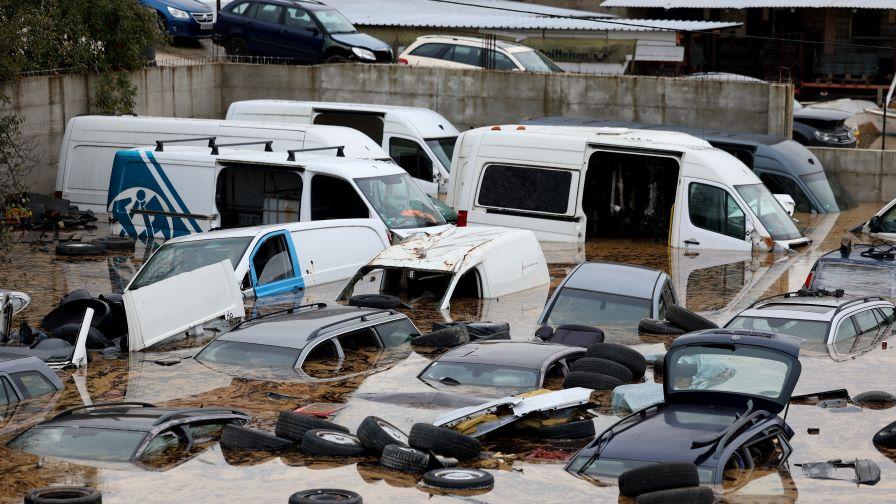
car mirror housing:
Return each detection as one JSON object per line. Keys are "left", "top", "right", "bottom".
{"left": 869, "top": 215, "right": 883, "bottom": 232}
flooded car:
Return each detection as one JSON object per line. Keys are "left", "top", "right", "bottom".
{"left": 567, "top": 329, "right": 802, "bottom": 485}
{"left": 0, "top": 355, "right": 65, "bottom": 406}
{"left": 805, "top": 242, "right": 896, "bottom": 299}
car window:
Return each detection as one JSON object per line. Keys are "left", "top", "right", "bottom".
{"left": 759, "top": 173, "right": 813, "bottom": 213}
{"left": 688, "top": 183, "right": 746, "bottom": 240}
{"left": 229, "top": 2, "right": 252, "bottom": 15}
{"left": 421, "top": 361, "right": 539, "bottom": 390}
{"left": 0, "top": 377, "right": 12, "bottom": 406}
{"left": 312, "top": 9, "right": 357, "bottom": 34}
{"left": 854, "top": 309, "right": 884, "bottom": 338}
{"left": 252, "top": 3, "right": 282, "bottom": 23}
{"left": 444, "top": 45, "right": 483, "bottom": 67}
{"left": 410, "top": 43, "right": 447, "bottom": 58}
{"left": 374, "top": 319, "right": 420, "bottom": 347}
{"left": 834, "top": 316, "right": 858, "bottom": 345}
{"left": 486, "top": 50, "right": 517, "bottom": 70}
{"left": 128, "top": 237, "right": 253, "bottom": 291}
{"left": 9, "top": 426, "right": 147, "bottom": 462}
{"left": 284, "top": 7, "right": 315, "bottom": 29}
{"left": 478, "top": 164, "right": 572, "bottom": 215}
{"left": 252, "top": 234, "right": 295, "bottom": 285}
{"left": 311, "top": 175, "right": 369, "bottom": 220}
{"left": 735, "top": 183, "right": 802, "bottom": 241}
{"left": 10, "top": 371, "right": 56, "bottom": 399}
{"left": 196, "top": 340, "right": 301, "bottom": 368}
{"left": 302, "top": 329, "right": 384, "bottom": 379}
{"left": 880, "top": 204, "right": 896, "bottom": 233}
{"left": 390, "top": 137, "right": 433, "bottom": 181}
{"left": 668, "top": 345, "right": 792, "bottom": 398}
{"left": 546, "top": 288, "right": 651, "bottom": 327}
{"left": 216, "top": 165, "right": 302, "bottom": 227}
{"left": 726, "top": 316, "right": 829, "bottom": 344}
{"left": 878, "top": 306, "right": 896, "bottom": 324}
{"left": 140, "top": 430, "right": 186, "bottom": 462}
{"left": 512, "top": 50, "right": 564, "bottom": 72}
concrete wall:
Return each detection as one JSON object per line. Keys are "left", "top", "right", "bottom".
{"left": 3, "top": 62, "right": 792, "bottom": 194}
{"left": 810, "top": 147, "right": 896, "bottom": 203}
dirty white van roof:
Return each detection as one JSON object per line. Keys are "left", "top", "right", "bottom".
{"left": 493, "top": 124, "right": 714, "bottom": 150}
{"left": 163, "top": 218, "right": 383, "bottom": 246}
{"left": 226, "top": 100, "right": 460, "bottom": 139}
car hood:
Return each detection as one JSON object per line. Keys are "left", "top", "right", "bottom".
{"left": 163, "top": 0, "right": 213, "bottom": 12}
{"left": 330, "top": 32, "right": 390, "bottom": 52}
{"left": 793, "top": 107, "right": 852, "bottom": 122}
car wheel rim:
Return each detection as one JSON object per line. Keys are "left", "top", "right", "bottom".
{"left": 435, "top": 470, "right": 479, "bottom": 480}
{"left": 319, "top": 432, "right": 357, "bottom": 445}
{"left": 378, "top": 421, "right": 408, "bottom": 443}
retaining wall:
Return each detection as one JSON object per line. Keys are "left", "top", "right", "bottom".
{"left": 810, "top": 147, "right": 896, "bottom": 203}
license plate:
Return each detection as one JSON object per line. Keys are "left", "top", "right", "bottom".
{"left": 200, "top": 22, "right": 213, "bottom": 30}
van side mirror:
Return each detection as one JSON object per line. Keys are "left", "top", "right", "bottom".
{"left": 869, "top": 215, "right": 883, "bottom": 232}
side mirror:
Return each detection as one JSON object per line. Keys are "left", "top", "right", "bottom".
{"left": 535, "top": 325, "right": 554, "bottom": 341}
{"left": 869, "top": 215, "right": 883, "bottom": 233}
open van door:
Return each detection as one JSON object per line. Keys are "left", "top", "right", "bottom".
{"left": 677, "top": 178, "right": 753, "bottom": 252}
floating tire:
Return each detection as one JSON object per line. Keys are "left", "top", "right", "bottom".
{"left": 380, "top": 444, "right": 429, "bottom": 473}
{"left": 357, "top": 416, "right": 408, "bottom": 455}
{"left": 51, "top": 323, "right": 111, "bottom": 350}
{"left": 422, "top": 468, "right": 494, "bottom": 490}
{"left": 301, "top": 429, "right": 365, "bottom": 457}
{"left": 638, "top": 318, "right": 685, "bottom": 336}
{"left": 288, "top": 489, "right": 362, "bottom": 504}
{"left": 585, "top": 343, "right": 647, "bottom": 379}
{"left": 25, "top": 486, "right": 102, "bottom": 504}
{"left": 348, "top": 294, "right": 403, "bottom": 309}
{"left": 59, "top": 289, "right": 92, "bottom": 306}
{"left": 472, "top": 330, "right": 511, "bottom": 341}
{"left": 55, "top": 242, "right": 106, "bottom": 256}
{"left": 562, "top": 371, "right": 623, "bottom": 391}
{"left": 666, "top": 305, "right": 717, "bottom": 332}
{"left": 618, "top": 462, "right": 700, "bottom": 498}
{"left": 92, "top": 236, "right": 136, "bottom": 251}
{"left": 408, "top": 423, "right": 481, "bottom": 460}
{"left": 570, "top": 357, "right": 634, "bottom": 383}
{"left": 411, "top": 325, "right": 469, "bottom": 349}
{"left": 873, "top": 419, "right": 896, "bottom": 448}
{"left": 220, "top": 424, "right": 293, "bottom": 452}
{"left": 635, "top": 486, "right": 715, "bottom": 504}
{"left": 41, "top": 298, "right": 115, "bottom": 337}
{"left": 524, "top": 419, "right": 596, "bottom": 440}
{"left": 274, "top": 411, "right": 348, "bottom": 444}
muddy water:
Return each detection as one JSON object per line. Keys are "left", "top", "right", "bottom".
{"left": 0, "top": 205, "right": 894, "bottom": 503}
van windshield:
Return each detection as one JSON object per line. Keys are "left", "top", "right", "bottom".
{"left": 354, "top": 173, "right": 446, "bottom": 229}
{"left": 129, "top": 237, "right": 252, "bottom": 290}
{"left": 425, "top": 137, "right": 457, "bottom": 171}
{"left": 735, "top": 184, "right": 802, "bottom": 240}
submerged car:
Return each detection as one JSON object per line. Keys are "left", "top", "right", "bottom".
{"left": 856, "top": 198, "right": 896, "bottom": 242}
{"left": 195, "top": 303, "right": 420, "bottom": 380}
{"left": 418, "top": 341, "right": 584, "bottom": 395}
{"left": 8, "top": 403, "right": 249, "bottom": 468}
{"left": 793, "top": 101, "right": 858, "bottom": 148}
{"left": 566, "top": 329, "right": 802, "bottom": 485}
{"left": 338, "top": 227, "right": 549, "bottom": 310}
{"left": 539, "top": 262, "right": 677, "bottom": 331}
{"left": 805, "top": 242, "right": 896, "bottom": 299}
{"left": 0, "top": 355, "right": 65, "bottom": 406}
{"left": 726, "top": 290, "right": 895, "bottom": 357}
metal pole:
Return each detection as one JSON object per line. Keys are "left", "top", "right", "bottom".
{"left": 885, "top": 107, "right": 888, "bottom": 151}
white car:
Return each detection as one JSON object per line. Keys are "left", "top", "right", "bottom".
{"left": 398, "top": 35, "right": 563, "bottom": 73}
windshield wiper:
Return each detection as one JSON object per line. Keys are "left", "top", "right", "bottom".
{"left": 438, "top": 376, "right": 461, "bottom": 386}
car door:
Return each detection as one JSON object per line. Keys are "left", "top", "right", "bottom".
{"left": 831, "top": 314, "right": 859, "bottom": 355}
{"left": 246, "top": 2, "right": 284, "bottom": 56}
{"left": 868, "top": 199, "right": 896, "bottom": 241}
{"left": 281, "top": 6, "right": 325, "bottom": 63}
{"left": 404, "top": 42, "right": 454, "bottom": 68}
{"left": 247, "top": 230, "right": 303, "bottom": 298}
{"left": 387, "top": 135, "right": 438, "bottom": 194}
{"left": 678, "top": 179, "right": 752, "bottom": 252}
{"left": 0, "top": 375, "right": 19, "bottom": 407}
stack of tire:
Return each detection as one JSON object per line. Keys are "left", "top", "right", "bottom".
{"left": 221, "top": 412, "right": 493, "bottom": 491}
{"left": 28, "top": 289, "right": 130, "bottom": 352}
{"left": 562, "top": 342, "right": 647, "bottom": 391}
{"left": 55, "top": 236, "right": 136, "bottom": 257}
{"left": 638, "top": 304, "right": 718, "bottom": 337}
{"left": 618, "top": 462, "right": 715, "bottom": 504}
{"left": 411, "top": 321, "right": 510, "bottom": 350}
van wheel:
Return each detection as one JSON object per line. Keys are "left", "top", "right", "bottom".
{"left": 55, "top": 242, "right": 106, "bottom": 256}
{"left": 225, "top": 37, "right": 248, "bottom": 57}
{"left": 25, "top": 487, "right": 102, "bottom": 504}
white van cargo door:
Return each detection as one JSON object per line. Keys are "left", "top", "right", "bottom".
{"left": 123, "top": 260, "right": 245, "bottom": 351}
{"left": 677, "top": 178, "right": 752, "bottom": 252}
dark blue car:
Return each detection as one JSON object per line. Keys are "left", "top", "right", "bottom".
{"left": 141, "top": 0, "right": 216, "bottom": 40}
{"left": 214, "top": 0, "right": 392, "bottom": 63}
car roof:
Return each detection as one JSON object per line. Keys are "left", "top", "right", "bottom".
{"left": 37, "top": 404, "right": 245, "bottom": 432}
{"left": 432, "top": 341, "right": 582, "bottom": 369}
{"left": 214, "top": 305, "right": 401, "bottom": 348}
{"left": 818, "top": 244, "right": 896, "bottom": 266}
{"left": 414, "top": 34, "right": 532, "bottom": 51}
{"left": 736, "top": 294, "right": 877, "bottom": 322}
{"left": 161, "top": 217, "right": 379, "bottom": 245}
{"left": 562, "top": 262, "right": 663, "bottom": 299}
{"left": 241, "top": 0, "right": 334, "bottom": 11}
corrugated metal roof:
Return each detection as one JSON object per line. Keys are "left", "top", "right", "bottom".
{"left": 600, "top": 0, "right": 896, "bottom": 8}
{"left": 324, "top": 0, "right": 741, "bottom": 31}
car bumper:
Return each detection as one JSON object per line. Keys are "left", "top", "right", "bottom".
{"left": 167, "top": 18, "right": 215, "bottom": 39}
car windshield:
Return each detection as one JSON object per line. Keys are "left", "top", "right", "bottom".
{"left": 196, "top": 341, "right": 301, "bottom": 368}
{"left": 425, "top": 137, "right": 457, "bottom": 171}
{"left": 667, "top": 345, "right": 794, "bottom": 399}
{"left": 128, "top": 237, "right": 252, "bottom": 291}
{"left": 513, "top": 50, "right": 563, "bottom": 73}
{"left": 814, "top": 262, "right": 896, "bottom": 298}
{"left": 800, "top": 171, "right": 856, "bottom": 211}
{"left": 9, "top": 426, "right": 147, "bottom": 462}
{"left": 726, "top": 316, "right": 829, "bottom": 344}
{"left": 314, "top": 9, "right": 357, "bottom": 34}
{"left": 420, "top": 361, "right": 538, "bottom": 389}
{"left": 546, "top": 288, "right": 651, "bottom": 326}
{"left": 342, "top": 267, "right": 458, "bottom": 305}
{"left": 354, "top": 173, "right": 446, "bottom": 229}
{"left": 735, "top": 183, "right": 802, "bottom": 240}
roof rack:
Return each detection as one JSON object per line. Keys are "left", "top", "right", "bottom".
{"left": 748, "top": 288, "right": 845, "bottom": 309}
{"left": 287, "top": 146, "right": 345, "bottom": 161}
{"left": 155, "top": 137, "right": 216, "bottom": 152}
{"left": 211, "top": 140, "right": 274, "bottom": 155}
{"left": 50, "top": 402, "right": 157, "bottom": 421}
{"left": 152, "top": 407, "right": 248, "bottom": 426}
{"left": 832, "top": 296, "right": 887, "bottom": 317}
{"left": 234, "top": 303, "right": 328, "bottom": 329}
{"left": 306, "top": 308, "right": 397, "bottom": 342}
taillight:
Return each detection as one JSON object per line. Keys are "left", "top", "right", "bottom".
{"left": 456, "top": 210, "right": 467, "bottom": 227}
{"left": 803, "top": 271, "right": 814, "bottom": 289}
{"left": 398, "top": 58, "right": 408, "bottom": 65}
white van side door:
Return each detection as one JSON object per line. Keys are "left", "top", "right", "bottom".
{"left": 384, "top": 134, "right": 439, "bottom": 195}
{"left": 678, "top": 178, "right": 753, "bottom": 252}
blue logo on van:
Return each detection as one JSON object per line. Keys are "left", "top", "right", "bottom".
{"left": 108, "top": 150, "right": 202, "bottom": 240}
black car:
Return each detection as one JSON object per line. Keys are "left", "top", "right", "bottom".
{"left": 214, "top": 0, "right": 392, "bottom": 63}
{"left": 805, "top": 241, "right": 896, "bottom": 299}
{"left": 793, "top": 101, "right": 858, "bottom": 148}
{"left": 566, "top": 329, "right": 802, "bottom": 485}
{"left": 8, "top": 403, "right": 249, "bottom": 468}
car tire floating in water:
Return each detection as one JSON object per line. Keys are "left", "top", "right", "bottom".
{"left": 570, "top": 357, "right": 634, "bottom": 383}
{"left": 562, "top": 371, "right": 623, "bottom": 391}
{"left": 92, "top": 236, "right": 136, "bottom": 251}
{"left": 55, "top": 241, "right": 107, "bottom": 256}
{"left": 275, "top": 411, "right": 348, "bottom": 444}
{"left": 586, "top": 343, "right": 647, "bottom": 379}
{"left": 358, "top": 416, "right": 409, "bottom": 455}
{"left": 288, "top": 489, "right": 362, "bottom": 504}
{"left": 24, "top": 486, "right": 102, "bottom": 504}
{"left": 634, "top": 486, "right": 715, "bottom": 504}
{"left": 618, "top": 462, "right": 701, "bottom": 498}
{"left": 301, "top": 430, "right": 366, "bottom": 457}
{"left": 638, "top": 318, "right": 685, "bottom": 336}
{"left": 380, "top": 444, "right": 430, "bottom": 473}
{"left": 408, "top": 423, "right": 481, "bottom": 460}
{"left": 666, "top": 305, "right": 718, "bottom": 332}
{"left": 220, "top": 424, "right": 293, "bottom": 452}
{"left": 422, "top": 468, "right": 495, "bottom": 490}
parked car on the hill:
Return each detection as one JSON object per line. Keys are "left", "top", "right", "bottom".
{"left": 141, "top": 0, "right": 216, "bottom": 40}
{"left": 399, "top": 35, "right": 563, "bottom": 73}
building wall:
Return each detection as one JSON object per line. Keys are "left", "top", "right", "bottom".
{"left": 809, "top": 147, "right": 896, "bottom": 203}
{"left": 3, "top": 62, "right": 791, "bottom": 194}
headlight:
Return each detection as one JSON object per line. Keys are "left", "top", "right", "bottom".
{"left": 351, "top": 47, "right": 377, "bottom": 61}
{"left": 167, "top": 6, "right": 190, "bottom": 19}
{"left": 814, "top": 130, "right": 837, "bottom": 142}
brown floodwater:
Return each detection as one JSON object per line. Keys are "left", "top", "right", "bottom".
{"left": 0, "top": 204, "right": 894, "bottom": 503}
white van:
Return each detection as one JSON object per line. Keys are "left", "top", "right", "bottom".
{"left": 55, "top": 115, "right": 389, "bottom": 212}
{"left": 446, "top": 125, "right": 810, "bottom": 252}
{"left": 225, "top": 100, "right": 460, "bottom": 194}
{"left": 108, "top": 146, "right": 451, "bottom": 241}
